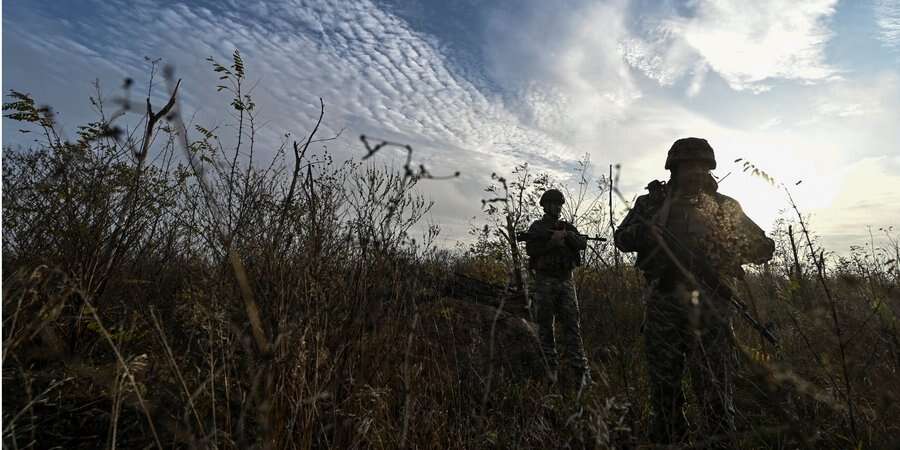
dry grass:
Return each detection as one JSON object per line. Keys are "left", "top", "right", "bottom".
{"left": 3, "top": 54, "right": 899, "bottom": 449}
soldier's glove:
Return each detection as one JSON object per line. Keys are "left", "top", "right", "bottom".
{"left": 551, "top": 229, "right": 567, "bottom": 246}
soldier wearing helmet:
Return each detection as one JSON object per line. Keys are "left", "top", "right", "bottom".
{"left": 524, "top": 188, "right": 591, "bottom": 393}
{"left": 615, "top": 138, "right": 774, "bottom": 447}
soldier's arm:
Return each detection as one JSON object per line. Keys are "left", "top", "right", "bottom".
{"left": 564, "top": 223, "right": 588, "bottom": 250}
{"left": 722, "top": 197, "right": 775, "bottom": 264}
{"left": 614, "top": 195, "right": 652, "bottom": 253}
{"left": 525, "top": 221, "right": 554, "bottom": 257}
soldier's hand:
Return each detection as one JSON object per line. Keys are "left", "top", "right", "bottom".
{"left": 551, "top": 229, "right": 567, "bottom": 245}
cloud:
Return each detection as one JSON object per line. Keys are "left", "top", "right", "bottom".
{"left": 5, "top": 0, "right": 578, "bottom": 166}
{"left": 875, "top": 0, "right": 900, "bottom": 49}
{"left": 485, "top": 3, "right": 640, "bottom": 119}
{"left": 622, "top": 0, "right": 840, "bottom": 93}
{"left": 812, "top": 79, "right": 891, "bottom": 119}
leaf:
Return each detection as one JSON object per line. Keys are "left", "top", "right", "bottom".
{"left": 232, "top": 49, "right": 245, "bottom": 79}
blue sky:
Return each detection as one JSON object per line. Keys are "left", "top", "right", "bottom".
{"left": 4, "top": 0, "right": 900, "bottom": 252}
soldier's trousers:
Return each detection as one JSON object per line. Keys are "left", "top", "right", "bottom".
{"left": 532, "top": 272, "right": 590, "bottom": 385}
{"left": 644, "top": 282, "right": 737, "bottom": 446}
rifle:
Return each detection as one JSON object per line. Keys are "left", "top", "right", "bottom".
{"left": 642, "top": 181, "right": 779, "bottom": 346}
{"left": 661, "top": 231, "right": 779, "bottom": 346}
{"left": 515, "top": 223, "right": 607, "bottom": 243}
{"left": 516, "top": 222, "right": 607, "bottom": 269}
{"left": 516, "top": 231, "right": 607, "bottom": 242}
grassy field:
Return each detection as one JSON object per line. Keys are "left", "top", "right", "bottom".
{"left": 3, "top": 56, "right": 899, "bottom": 449}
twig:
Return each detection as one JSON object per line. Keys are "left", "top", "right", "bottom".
{"left": 138, "top": 79, "right": 180, "bottom": 161}
{"left": 359, "top": 135, "right": 460, "bottom": 182}
{"left": 279, "top": 98, "right": 325, "bottom": 236}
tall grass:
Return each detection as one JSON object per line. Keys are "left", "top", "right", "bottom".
{"left": 3, "top": 54, "right": 899, "bottom": 449}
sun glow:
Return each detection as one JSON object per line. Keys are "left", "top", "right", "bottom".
{"left": 703, "top": 134, "right": 844, "bottom": 234}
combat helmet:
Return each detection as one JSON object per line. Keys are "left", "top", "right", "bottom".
{"left": 664, "top": 137, "right": 716, "bottom": 170}
{"left": 539, "top": 189, "right": 565, "bottom": 207}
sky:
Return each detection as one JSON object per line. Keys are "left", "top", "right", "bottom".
{"left": 4, "top": 0, "right": 900, "bottom": 254}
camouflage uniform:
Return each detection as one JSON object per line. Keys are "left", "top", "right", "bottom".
{"left": 525, "top": 214, "right": 590, "bottom": 388}
{"left": 614, "top": 138, "right": 775, "bottom": 445}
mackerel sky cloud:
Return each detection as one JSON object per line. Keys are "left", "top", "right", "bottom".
{"left": 4, "top": 0, "right": 899, "bottom": 253}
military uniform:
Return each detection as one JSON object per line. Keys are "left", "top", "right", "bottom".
{"left": 614, "top": 138, "right": 774, "bottom": 445}
{"left": 525, "top": 209, "right": 591, "bottom": 390}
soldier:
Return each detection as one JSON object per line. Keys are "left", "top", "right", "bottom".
{"left": 614, "top": 138, "right": 774, "bottom": 446}
{"left": 524, "top": 188, "right": 592, "bottom": 393}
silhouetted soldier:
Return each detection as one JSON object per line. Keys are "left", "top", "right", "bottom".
{"left": 524, "top": 189, "right": 592, "bottom": 393}
{"left": 614, "top": 138, "right": 774, "bottom": 446}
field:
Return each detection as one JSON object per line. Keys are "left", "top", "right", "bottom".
{"left": 3, "top": 56, "right": 900, "bottom": 449}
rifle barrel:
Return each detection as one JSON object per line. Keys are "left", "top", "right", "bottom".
{"left": 737, "top": 303, "right": 779, "bottom": 345}
{"left": 515, "top": 231, "right": 606, "bottom": 242}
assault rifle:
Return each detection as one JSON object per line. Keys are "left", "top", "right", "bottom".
{"left": 643, "top": 180, "right": 779, "bottom": 346}
{"left": 514, "top": 223, "right": 607, "bottom": 243}
{"left": 664, "top": 235, "right": 780, "bottom": 346}
{"left": 515, "top": 230, "right": 607, "bottom": 243}
{"left": 516, "top": 223, "right": 607, "bottom": 269}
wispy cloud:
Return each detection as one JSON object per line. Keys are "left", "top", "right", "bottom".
{"left": 875, "top": 0, "right": 900, "bottom": 49}
{"left": 5, "top": 0, "right": 576, "bottom": 165}
{"left": 622, "top": 0, "right": 839, "bottom": 93}
{"left": 800, "top": 72, "right": 899, "bottom": 124}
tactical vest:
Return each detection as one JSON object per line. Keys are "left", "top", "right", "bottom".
{"left": 659, "top": 192, "right": 743, "bottom": 284}
{"left": 667, "top": 194, "right": 714, "bottom": 255}
{"left": 528, "top": 220, "right": 580, "bottom": 278}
